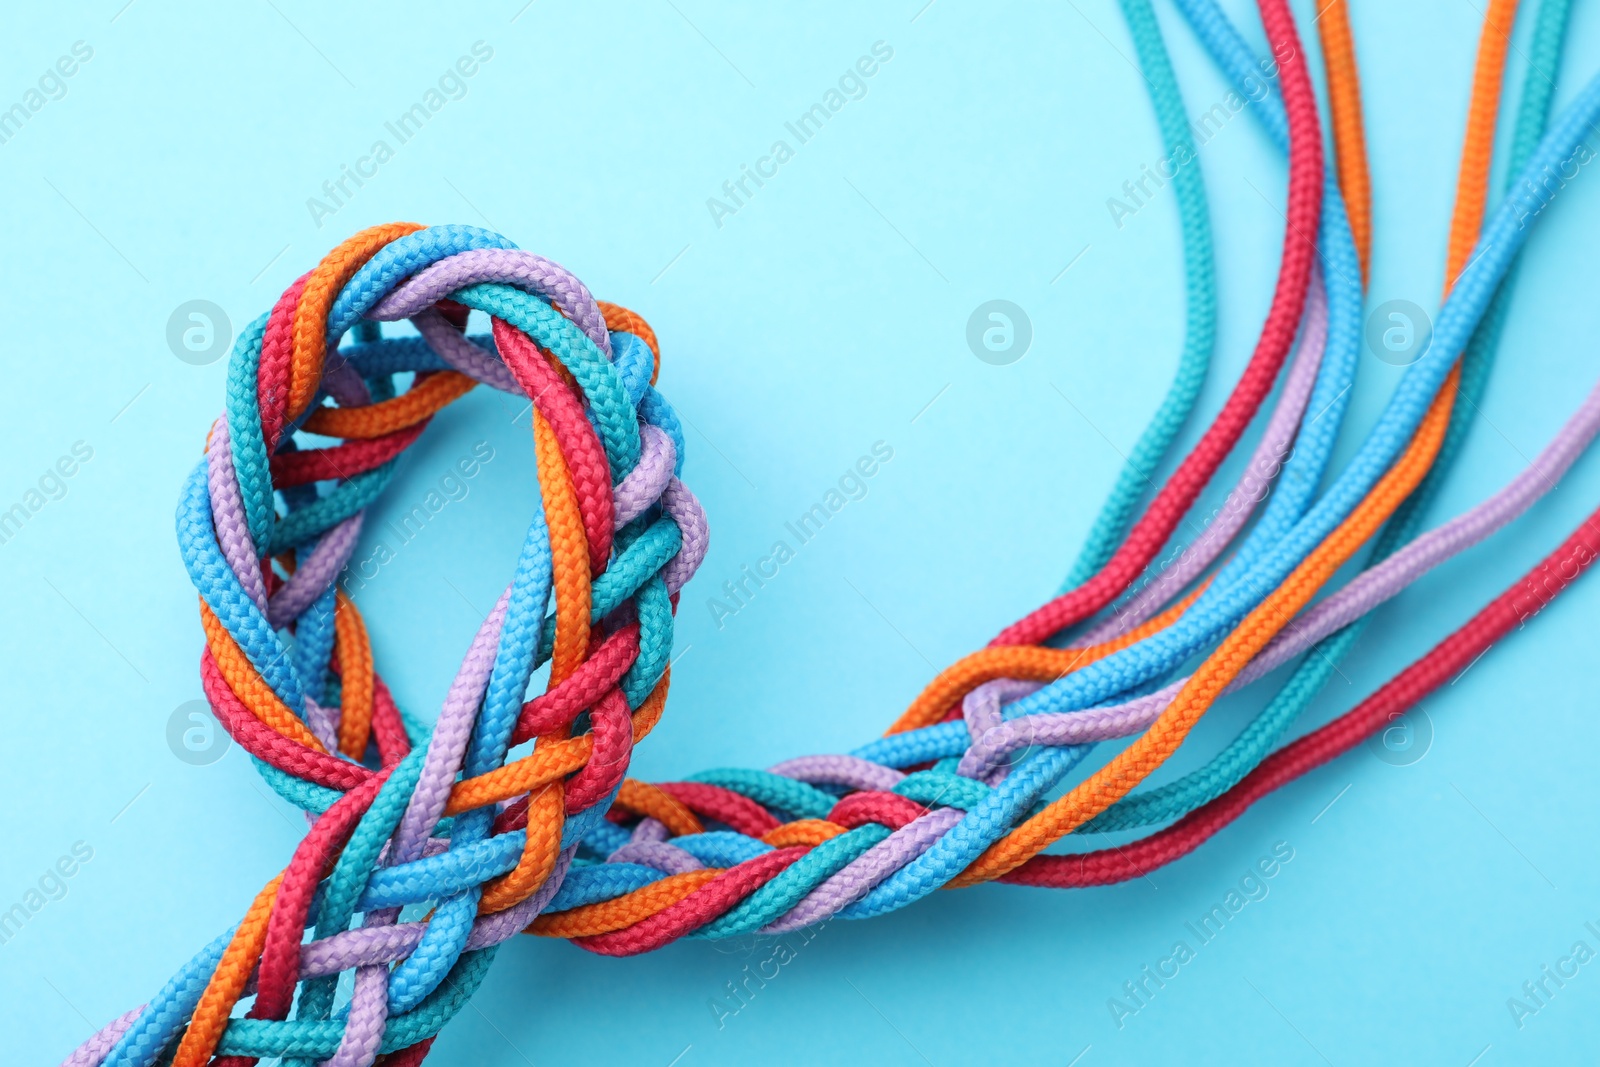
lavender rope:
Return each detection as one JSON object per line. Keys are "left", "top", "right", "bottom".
{"left": 367, "top": 248, "right": 612, "bottom": 354}
{"left": 1075, "top": 273, "right": 1330, "bottom": 645}
{"left": 761, "top": 808, "right": 966, "bottom": 932}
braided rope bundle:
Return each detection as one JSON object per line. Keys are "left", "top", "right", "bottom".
{"left": 113, "top": 224, "right": 707, "bottom": 1065}
{"left": 60, "top": 0, "right": 1600, "bottom": 1062}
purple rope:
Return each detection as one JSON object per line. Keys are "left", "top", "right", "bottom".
{"left": 767, "top": 755, "right": 906, "bottom": 793}
{"left": 366, "top": 248, "right": 612, "bottom": 355}
{"left": 1075, "top": 272, "right": 1330, "bottom": 645}
{"left": 412, "top": 309, "right": 520, "bottom": 393}
{"left": 661, "top": 479, "right": 708, "bottom": 595}
{"left": 393, "top": 586, "right": 514, "bottom": 864}
{"left": 614, "top": 426, "right": 675, "bottom": 528}
{"left": 628, "top": 818, "right": 671, "bottom": 845}
{"left": 608, "top": 841, "right": 705, "bottom": 874}
{"left": 762, "top": 808, "right": 965, "bottom": 933}
{"left": 766, "top": 364, "right": 1600, "bottom": 911}
{"left": 326, "top": 962, "right": 387, "bottom": 1067}
{"left": 267, "top": 514, "right": 363, "bottom": 629}
{"left": 321, "top": 355, "right": 374, "bottom": 408}
{"left": 196, "top": 270, "right": 1597, "bottom": 966}
{"left": 206, "top": 417, "right": 267, "bottom": 612}
{"left": 291, "top": 846, "right": 577, "bottom": 985}
{"left": 59, "top": 1008, "right": 142, "bottom": 1067}
{"left": 304, "top": 695, "right": 341, "bottom": 752}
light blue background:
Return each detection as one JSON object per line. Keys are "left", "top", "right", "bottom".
{"left": 5, "top": 1, "right": 1600, "bottom": 1063}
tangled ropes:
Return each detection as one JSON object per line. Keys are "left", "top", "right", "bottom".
{"left": 57, "top": 0, "right": 1600, "bottom": 1062}
{"left": 118, "top": 224, "right": 712, "bottom": 1065}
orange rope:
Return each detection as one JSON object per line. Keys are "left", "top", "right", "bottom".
{"left": 300, "top": 370, "right": 475, "bottom": 439}
{"left": 530, "top": 869, "right": 719, "bottom": 938}
{"left": 200, "top": 601, "right": 326, "bottom": 751}
{"left": 286, "top": 223, "right": 424, "bottom": 423}
{"left": 612, "top": 778, "right": 705, "bottom": 836}
{"left": 333, "top": 590, "right": 375, "bottom": 759}
{"left": 598, "top": 300, "right": 660, "bottom": 383}
{"left": 762, "top": 819, "right": 849, "bottom": 848}
{"left": 168, "top": 875, "right": 283, "bottom": 1067}
{"left": 154, "top": 1, "right": 1533, "bottom": 1045}
{"left": 1316, "top": 0, "right": 1372, "bottom": 279}
{"left": 885, "top": 578, "right": 1214, "bottom": 734}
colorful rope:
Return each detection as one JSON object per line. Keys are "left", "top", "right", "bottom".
{"left": 61, "top": 0, "right": 1600, "bottom": 1063}
{"left": 1080, "top": 0, "right": 1574, "bottom": 839}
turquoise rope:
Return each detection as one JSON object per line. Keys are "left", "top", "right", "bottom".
{"left": 1060, "top": 0, "right": 1217, "bottom": 590}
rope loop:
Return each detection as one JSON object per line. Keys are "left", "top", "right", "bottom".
{"left": 161, "top": 223, "right": 707, "bottom": 1064}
